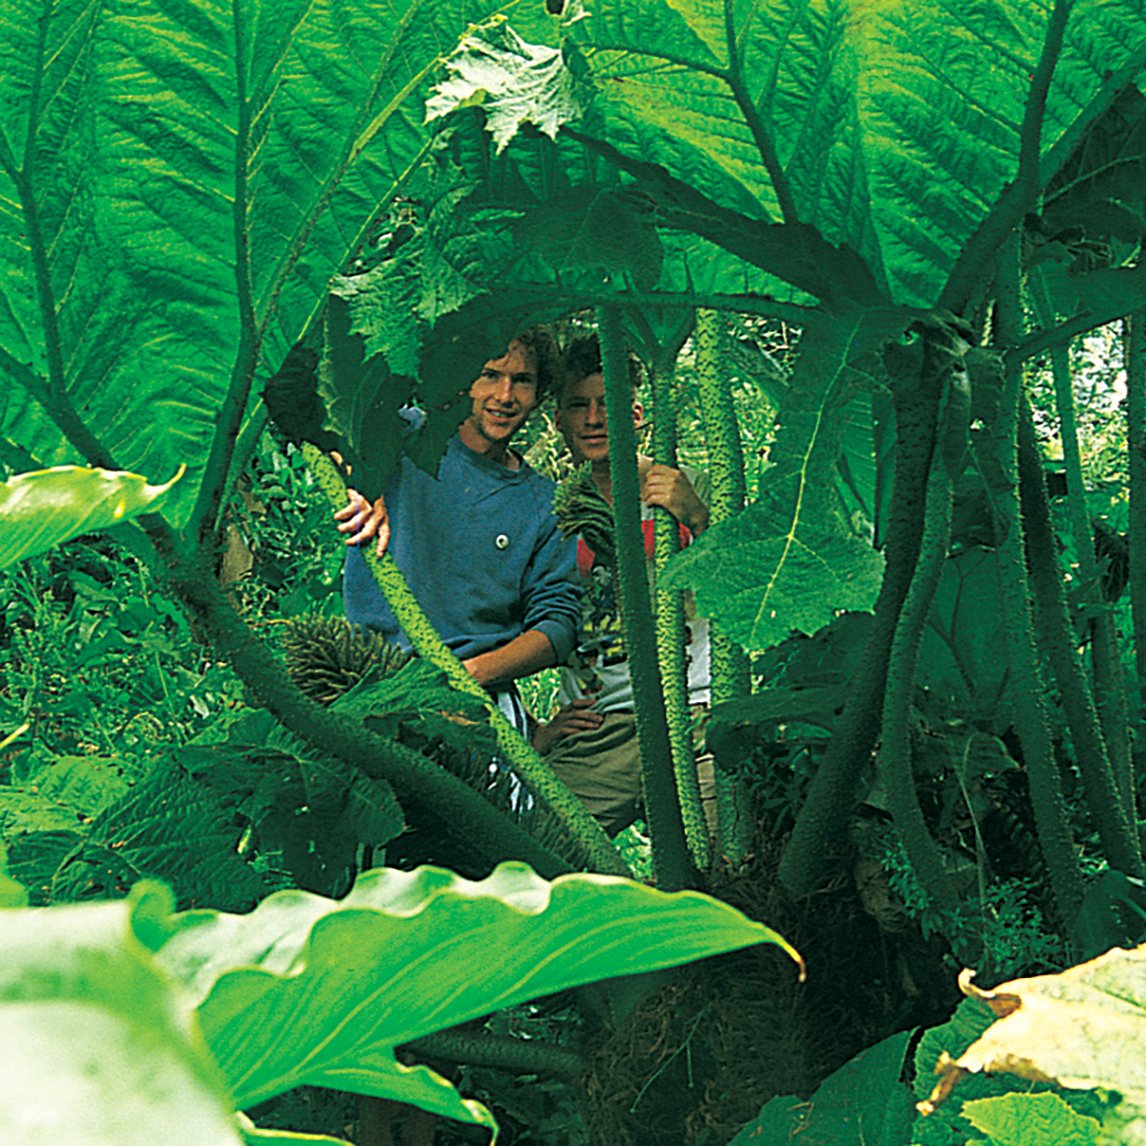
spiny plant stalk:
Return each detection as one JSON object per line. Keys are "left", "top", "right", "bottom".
{"left": 598, "top": 305, "right": 694, "bottom": 891}
{"left": 302, "top": 443, "right": 630, "bottom": 878}
{"left": 1128, "top": 311, "right": 1146, "bottom": 731}
{"left": 877, "top": 330, "right": 965, "bottom": 919}
{"left": 779, "top": 336, "right": 937, "bottom": 897}
{"left": 693, "top": 308, "right": 753, "bottom": 864}
{"left": 992, "top": 236, "right": 1085, "bottom": 923}
{"left": 1031, "top": 272, "right": 1134, "bottom": 814}
{"left": 649, "top": 357, "right": 711, "bottom": 871}
{"left": 1016, "top": 404, "right": 1140, "bottom": 874}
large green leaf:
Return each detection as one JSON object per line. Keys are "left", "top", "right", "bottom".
{"left": 0, "top": 885, "right": 242, "bottom": 1146}
{"left": 0, "top": 0, "right": 563, "bottom": 528}
{"left": 0, "top": 466, "right": 181, "bottom": 570}
{"left": 564, "top": 0, "right": 1146, "bottom": 308}
{"left": 156, "top": 862, "right": 801, "bottom": 1128}
{"left": 183, "top": 714, "right": 406, "bottom": 896}
{"left": 84, "top": 760, "right": 270, "bottom": 911}
{"left": 663, "top": 306, "right": 902, "bottom": 650}
{"left": 916, "top": 546, "right": 1014, "bottom": 728}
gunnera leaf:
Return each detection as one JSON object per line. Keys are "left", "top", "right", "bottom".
{"left": 86, "top": 759, "right": 270, "bottom": 911}
{"left": 425, "top": 18, "right": 581, "bottom": 153}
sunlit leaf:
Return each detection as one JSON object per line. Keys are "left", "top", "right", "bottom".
{"left": 961, "top": 1092, "right": 1101, "bottom": 1146}
{"left": 426, "top": 18, "right": 581, "bottom": 151}
{"left": 0, "top": 466, "right": 182, "bottom": 570}
{"left": 156, "top": 862, "right": 802, "bottom": 1129}
{"left": 0, "top": 885, "right": 241, "bottom": 1146}
{"left": 566, "top": 0, "right": 1146, "bottom": 307}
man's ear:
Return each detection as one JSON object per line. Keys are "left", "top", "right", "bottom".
{"left": 631, "top": 401, "right": 644, "bottom": 428}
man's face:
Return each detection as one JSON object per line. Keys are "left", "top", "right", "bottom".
{"left": 557, "top": 372, "right": 641, "bottom": 464}
{"left": 463, "top": 340, "right": 540, "bottom": 450}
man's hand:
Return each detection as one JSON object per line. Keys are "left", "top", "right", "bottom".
{"left": 643, "top": 465, "right": 710, "bottom": 535}
{"left": 532, "top": 697, "right": 604, "bottom": 755}
{"left": 335, "top": 489, "right": 390, "bottom": 556}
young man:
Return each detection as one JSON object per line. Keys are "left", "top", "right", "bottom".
{"left": 534, "top": 335, "right": 712, "bottom": 836}
{"left": 336, "top": 330, "right": 580, "bottom": 712}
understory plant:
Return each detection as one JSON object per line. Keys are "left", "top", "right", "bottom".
{"left": 0, "top": 855, "right": 799, "bottom": 1143}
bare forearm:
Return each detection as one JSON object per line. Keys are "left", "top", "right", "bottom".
{"left": 463, "top": 629, "right": 557, "bottom": 688}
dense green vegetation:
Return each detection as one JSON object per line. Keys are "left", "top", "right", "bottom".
{"left": 5, "top": 0, "right": 1146, "bottom": 1142}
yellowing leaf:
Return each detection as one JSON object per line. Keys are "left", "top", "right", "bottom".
{"left": 919, "top": 945, "right": 1146, "bottom": 1120}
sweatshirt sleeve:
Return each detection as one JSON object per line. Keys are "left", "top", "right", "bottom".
{"left": 520, "top": 501, "right": 581, "bottom": 665}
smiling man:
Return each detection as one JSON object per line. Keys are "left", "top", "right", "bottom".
{"left": 336, "top": 329, "right": 580, "bottom": 704}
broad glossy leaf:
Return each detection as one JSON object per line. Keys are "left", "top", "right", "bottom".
{"left": 0, "top": 466, "right": 181, "bottom": 570}
{"left": 156, "top": 862, "right": 801, "bottom": 1125}
{"left": 0, "top": 885, "right": 241, "bottom": 1145}
{"left": 237, "top": 1117, "right": 349, "bottom": 1146}
{"left": 920, "top": 946, "right": 1146, "bottom": 1133}
{"left": 0, "top": 0, "right": 562, "bottom": 527}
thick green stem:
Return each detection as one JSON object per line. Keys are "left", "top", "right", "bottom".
{"left": 598, "top": 306, "right": 693, "bottom": 891}
{"left": 1017, "top": 405, "right": 1141, "bottom": 874}
{"left": 779, "top": 351, "right": 937, "bottom": 897}
{"left": 878, "top": 335, "right": 963, "bottom": 917}
{"left": 1031, "top": 273, "right": 1134, "bottom": 815}
{"left": 649, "top": 358, "right": 711, "bottom": 871}
{"left": 994, "top": 235, "right": 1085, "bottom": 923}
{"left": 303, "top": 445, "right": 629, "bottom": 877}
{"left": 1128, "top": 313, "right": 1146, "bottom": 728}
{"left": 403, "top": 1030, "right": 583, "bottom": 1080}
{"left": 693, "top": 309, "right": 753, "bottom": 864}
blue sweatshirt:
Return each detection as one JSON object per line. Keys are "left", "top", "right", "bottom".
{"left": 343, "top": 433, "right": 580, "bottom": 665}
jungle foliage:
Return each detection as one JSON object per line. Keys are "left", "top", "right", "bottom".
{"left": 5, "top": 0, "right": 1146, "bottom": 1142}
